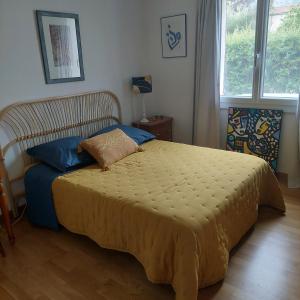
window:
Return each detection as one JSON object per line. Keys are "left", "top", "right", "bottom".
{"left": 221, "top": 0, "right": 300, "bottom": 102}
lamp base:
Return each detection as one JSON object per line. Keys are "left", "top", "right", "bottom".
{"left": 140, "top": 117, "right": 150, "bottom": 123}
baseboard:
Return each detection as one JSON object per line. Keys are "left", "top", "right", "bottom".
{"left": 276, "top": 172, "right": 300, "bottom": 189}
{"left": 288, "top": 177, "right": 300, "bottom": 189}
{"left": 276, "top": 172, "right": 288, "bottom": 186}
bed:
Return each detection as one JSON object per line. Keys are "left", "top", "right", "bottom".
{"left": 0, "top": 91, "right": 285, "bottom": 300}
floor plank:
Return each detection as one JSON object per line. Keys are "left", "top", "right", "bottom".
{"left": 0, "top": 187, "right": 299, "bottom": 300}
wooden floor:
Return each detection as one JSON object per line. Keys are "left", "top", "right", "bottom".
{"left": 0, "top": 186, "right": 299, "bottom": 300}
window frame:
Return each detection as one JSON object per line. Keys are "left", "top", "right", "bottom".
{"left": 220, "top": 0, "right": 299, "bottom": 112}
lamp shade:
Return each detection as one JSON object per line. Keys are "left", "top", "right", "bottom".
{"left": 132, "top": 75, "right": 152, "bottom": 94}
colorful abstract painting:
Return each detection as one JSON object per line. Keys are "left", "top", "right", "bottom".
{"left": 226, "top": 108, "right": 283, "bottom": 171}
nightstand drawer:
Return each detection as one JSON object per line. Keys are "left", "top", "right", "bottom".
{"left": 151, "top": 126, "right": 172, "bottom": 141}
{"left": 132, "top": 116, "right": 173, "bottom": 142}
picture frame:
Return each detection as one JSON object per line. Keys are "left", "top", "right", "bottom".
{"left": 161, "top": 14, "right": 187, "bottom": 58}
{"left": 36, "top": 10, "right": 85, "bottom": 84}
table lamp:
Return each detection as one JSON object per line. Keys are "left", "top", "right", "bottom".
{"left": 132, "top": 75, "right": 152, "bottom": 123}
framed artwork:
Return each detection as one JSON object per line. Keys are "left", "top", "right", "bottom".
{"left": 36, "top": 10, "right": 85, "bottom": 84}
{"left": 226, "top": 107, "right": 283, "bottom": 172}
{"left": 161, "top": 14, "right": 187, "bottom": 58}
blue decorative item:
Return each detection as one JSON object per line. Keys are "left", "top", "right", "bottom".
{"left": 132, "top": 76, "right": 152, "bottom": 94}
{"left": 161, "top": 14, "right": 187, "bottom": 58}
{"left": 226, "top": 108, "right": 283, "bottom": 171}
{"left": 167, "top": 25, "right": 181, "bottom": 50}
{"left": 132, "top": 75, "right": 153, "bottom": 123}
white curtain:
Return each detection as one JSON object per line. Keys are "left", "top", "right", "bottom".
{"left": 297, "top": 94, "right": 300, "bottom": 160}
{"left": 193, "top": 0, "right": 222, "bottom": 148}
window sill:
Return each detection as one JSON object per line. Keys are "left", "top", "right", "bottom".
{"left": 220, "top": 97, "right": 298, "bottom": 113}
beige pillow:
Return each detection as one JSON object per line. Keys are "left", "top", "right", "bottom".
{"left": 80, "top": 128, "right": 143, "bottom": 170}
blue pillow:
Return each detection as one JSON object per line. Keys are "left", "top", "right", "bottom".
{"left": 91, "top": 125, "right": 155, "bottom": 145}
{"left": 27, "top": 136, "right": 95, "bottom": 172}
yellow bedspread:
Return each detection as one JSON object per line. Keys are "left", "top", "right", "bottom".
{"left": 52, "top": 140, "right": 285, "bottom": 300}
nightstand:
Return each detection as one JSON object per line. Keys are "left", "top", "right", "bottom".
{"left": 132, "top": 116, "right": 173, "bottom": 141}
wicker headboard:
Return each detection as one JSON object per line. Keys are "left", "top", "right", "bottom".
{"left": 0, "top": 90, "right": 122, "bottom": 215}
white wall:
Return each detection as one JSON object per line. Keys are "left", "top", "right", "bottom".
{"left": 143, "top": 0, "right": 300, "bottom": 187}
{"left": 0, "top": 0, "right": 145, "bottom": 124}
{"left": 143, "top": 0, "right": 197, "bottom": 144}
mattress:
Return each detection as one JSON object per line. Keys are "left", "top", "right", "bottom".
{"left": 52, "top": 140, "right": 285, "bottom": 300}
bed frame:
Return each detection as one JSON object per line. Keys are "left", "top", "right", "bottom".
{"left": 0, "top": 90, "right": 122, "bottom": 216}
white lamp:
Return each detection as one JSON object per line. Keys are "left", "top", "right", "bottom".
{"left": 132, "top": 75, "right": 152, "bottom": 123}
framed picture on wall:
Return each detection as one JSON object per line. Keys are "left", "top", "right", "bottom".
{"left": 36, "top": 10, "right": 85, "bottom": 84}
{"left": 161, "top": 14, "right": 187, "bottom": 58}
